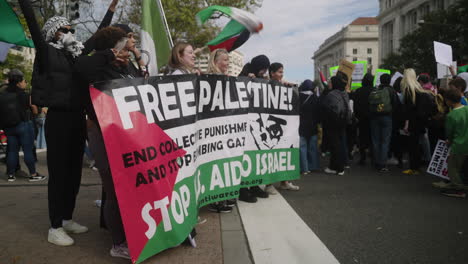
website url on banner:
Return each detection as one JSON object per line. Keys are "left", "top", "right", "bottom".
{"left": 199, "top": 190, "right": 240, "bottom": 204}
{"left": 240, "top": 179, "right": 264, "bottom": 186}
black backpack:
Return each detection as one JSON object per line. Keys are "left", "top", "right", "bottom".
{"left": 0, "top": 91, "right": 22, "bottom": 129}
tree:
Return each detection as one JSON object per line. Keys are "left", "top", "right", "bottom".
{"left": 124, "top": 0, "right": 262, "bottom": 48}
{"left": 0, "top": 52, "right": 33, "bottom": 91}
{"left": 380, "top": 0, "right": 468, "bottom": 76}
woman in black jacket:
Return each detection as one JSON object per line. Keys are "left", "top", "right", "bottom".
{"left": 18, "top": 0, "right": 118, "bottom": 247}
{"left": 3, "top": 72, "right": 45, "bottom": 182}
{"left": 299, "top": 79, "right": 320, "bottom": 174}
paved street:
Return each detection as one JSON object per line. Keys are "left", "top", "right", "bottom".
{"left": 281, "top": 160, "right": 468, "bottom": 264}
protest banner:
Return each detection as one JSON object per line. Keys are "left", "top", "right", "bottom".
{"left": 437, "top": 61, "right": 457, "bottom": 79}
{"left": 90, "top": 75, "right": 300, "bottom": 263}
{"left": 434, "top": 41, "right": 453, "bottom": 67}
{"left": 351, "top": 61, "right": 367, "bottom": 89}
{"left": 329, "top": 66, "right": 338, "bottom": 78}
{"left": 427, "top": 140, "right": 450, "bottom": 180}
{"left": 390, "top": 72, "right": 403, "bottom": 86}
{"left": 373, "top": 69, "right": 391, "bottom": 87}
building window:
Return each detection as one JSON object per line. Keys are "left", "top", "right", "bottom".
{"left": 367, "top": 48, "right": 372, "bottom": 54}
{"left": 353, "top": 57, "right": 358, "bottom": 61}
{"left": 353, "top": 48, "right": 358, "bottom": 55}
{"left": 366, "top": 26, "right": 370, "bottom": 31}
{"left": 368, "top": 57, "right": 372, "bottom": 65}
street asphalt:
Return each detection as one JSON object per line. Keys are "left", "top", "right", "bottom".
{"left": 281, "top": 158, "right": 468, "bottom": 264}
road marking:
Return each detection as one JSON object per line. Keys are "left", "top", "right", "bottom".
{"left": 237, "top": 188, "right": 340, "bottom": 264}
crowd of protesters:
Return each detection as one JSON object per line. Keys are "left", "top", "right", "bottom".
{"left": 0, "top": 0, "right": 467, "bottom": 261}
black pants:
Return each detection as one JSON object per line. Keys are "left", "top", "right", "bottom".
{"left": 46, "top": 110, "right": 86, "bottom": 228}
{"left": 358, "top": 120, "right": 371, "bottom": 161}
{"left": 408, "top": 133, "right": 422, "bottom": 170}
{"left": 328, "top": 126, "right": 346, "bottom": 172}
{"left": 88, "top": 120, "right": 126, "bottom": 245}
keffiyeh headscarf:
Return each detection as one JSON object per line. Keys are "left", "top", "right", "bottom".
{"left": 42, "top": 16, "right": 84, "bottom": 58}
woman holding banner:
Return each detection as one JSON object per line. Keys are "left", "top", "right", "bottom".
{"left": 237, "top": 55, "right": 271, "bottom": 203}
{"left": 266, "top": 63, "right": 300, "bottom": 193}
{"left": 74, "top": 26, "right": 134, "bottom": 260}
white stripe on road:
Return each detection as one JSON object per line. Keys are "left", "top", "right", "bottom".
{"left": 237, "top": 189, "right": 340, "bottom": 264}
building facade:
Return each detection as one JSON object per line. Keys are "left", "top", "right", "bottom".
{"left": 313, "top": 17, "right": 379, "bottom": 79}
{"left": 378, "top": 0, "right": 457, "bottom": 64}
{"left": 195, "top": 50, "right": 244, "bottom": 76}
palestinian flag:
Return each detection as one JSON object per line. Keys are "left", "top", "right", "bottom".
{"left": 196, "top": 5, "right": 263, "bottom": 52}
{"left": 141, "top": 0, "right": 173, "bottom": 76}
{"left": 0, "top": 0, "right": 34, "bottom": 47}
{"left": 319, "top": 70, "right": 329, "bottom": 90}
{"left": 458, "top": 64, "right": 468, "bottom": 74}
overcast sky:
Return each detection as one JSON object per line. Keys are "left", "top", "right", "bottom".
{"left": 237, "top": 0, "right": 379, "bottom": 83}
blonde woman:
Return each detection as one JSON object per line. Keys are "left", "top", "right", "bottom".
{"left": 401, "top": 68, "right": 436, "bottom": 175}
{"left": 207, "top": 48, "right": 230, "bottom": 75}
{"left": 206, "top": 49, "right": 237, "bottom": 213}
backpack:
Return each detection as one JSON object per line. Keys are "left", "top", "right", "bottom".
{"left": 369, "top": 86, "right": 392, "bottom": 114}
{"left": 321, "top": 90, "right": 349, "bottom": 126}
{"left": 0, "top": 91, "right": 22, "bottom": 129}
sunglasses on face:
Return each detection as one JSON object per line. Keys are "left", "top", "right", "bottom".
{"left": 57, "top": 28, "right": 75, "bottom": 34}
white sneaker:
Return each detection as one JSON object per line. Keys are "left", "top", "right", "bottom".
{"left": 110, "top": 243, "right": 131, "bottom": 259}
{"left": 324, "top": 168, "right": 337, "bottom": 174}
{"left": 279, "top": 182, "right": 300, "bottom": 191}
{"left": 265, "top": 185, "right": 278, "bottom": 195}
{"left": 48, "top": 228, "right": 74, "bottom": 246}
{"left": 63, "top": 220, "right": 88, "bottom": 234}
{"left": 337, "top": 171, "right": 345, "bottom": 176}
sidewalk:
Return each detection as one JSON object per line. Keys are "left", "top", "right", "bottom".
{"left": 0, "top": 152, "right": 339, "bottom": 264}
{"left": 0, "top": 152, "right": 252, "bottom": 264}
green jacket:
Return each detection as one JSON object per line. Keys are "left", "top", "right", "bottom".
{"left": 446, "top": 106, "right": 468, "bottom": 154}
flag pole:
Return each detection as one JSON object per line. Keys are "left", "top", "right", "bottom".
{"left": 156, "top": 0, "right": 173, "bottom": 47}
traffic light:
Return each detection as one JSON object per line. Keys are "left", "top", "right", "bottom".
{"left": 69, "top": 0, "right": 79, "bottom": 20}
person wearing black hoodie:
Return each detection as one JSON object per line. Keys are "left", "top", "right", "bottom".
{"left": 299, "top": 80, "right": 320, "bottom": 174}
{"left": 351, "top": 73, "right": 373, "bottom": 165}
{"left": 322, "top": 73, "right": 350, "bottom": 175}
{"left": 238, "top": 55, "right": 270, "bottom": 203}
{"left": 18, "top": 0, "right": 118, "bottom": 247}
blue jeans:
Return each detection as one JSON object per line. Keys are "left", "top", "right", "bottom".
{"left": 370, "top": 115, "right": 392, "bottom": 168}
{"left": 300, "top": 135, "right": 320, "bottom": 173}
{"left": 4, "top": 121, "right": 36, "bottom": 175}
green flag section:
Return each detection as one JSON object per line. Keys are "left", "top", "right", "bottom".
{"left": 0, "top": 0, "right": 34, "bottom": 48}
{"left": 90, "top": 74, "right": 300, "bottom": 263}
{"left": 141, "top": 0, "right": 172, "bottom": 75}
{"left": 196, "top": 5, "right": 263, "bottom": 52}
{"left": 373, "top": 69, "right": 391, "bottom": 87}
{"left": 458, "top": 64, "right": 468, "bottom": 74}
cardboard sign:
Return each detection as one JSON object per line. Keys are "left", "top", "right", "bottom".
{"left": 427, "top": 140, "right": 450, "bottom": 180}
{"left": 434, "top": 41, "right": 453, "bottom": 67}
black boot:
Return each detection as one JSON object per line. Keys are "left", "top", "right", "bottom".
{"left": 250, "top": 186, "right": 269, "bottom": 198}
{"left": 239, "top": 188, "right": 257, "bottom": 203}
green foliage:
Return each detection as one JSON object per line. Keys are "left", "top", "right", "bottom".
{"left": 0, "top": 52, "right": 33, "bottom": 91}
{"left": 381, "top": 0, "right": 468, "bottom": 76}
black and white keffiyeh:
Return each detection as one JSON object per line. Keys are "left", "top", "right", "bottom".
{"left": 42, "top": 16, "right": 84, "bottom": 58}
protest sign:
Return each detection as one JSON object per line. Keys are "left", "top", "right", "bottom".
{"left": 90, "top": 75, "right": 300, "bottom": 263}
{"left": 434, "top": 41, "right": 453, "bottom": 67}
{"left": 373, "top": 69, "right": 391, "bottom": 87}
{"left": 329, "top": 66, "right": 338, "bottom": 78}
{"left": 351, "top": 61, "right": 367, "bottom": 89}
{"left": 338, "top": 59, "right": 355, "bottom": 91}
{"left": 390, "top": 72, "right": 403, "bottom": 86}
{"left": 437, "top": 61, "right": 457, "bottom": 79}
{"left": 427, "top": 140, "right": 450, "bottom": 180}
